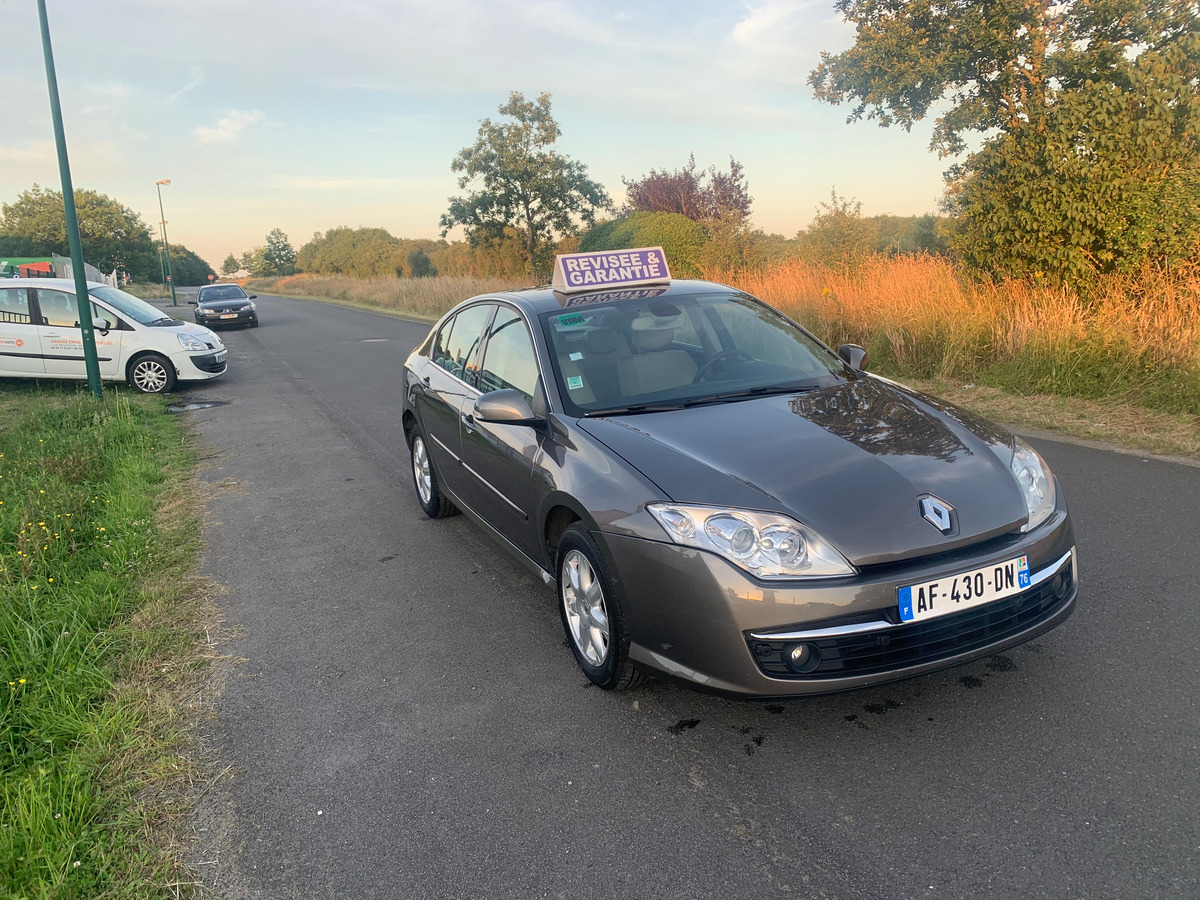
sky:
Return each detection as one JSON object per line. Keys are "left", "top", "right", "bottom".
{"left": 1, "top": 0, "right": 951, "bottom": 268}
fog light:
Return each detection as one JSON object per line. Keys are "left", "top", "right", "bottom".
{"left": 1053, "top": 572, "right": 1069, "bottom": 600}
{"left": 787, "top": 643, "right": 820, "bottom": 673}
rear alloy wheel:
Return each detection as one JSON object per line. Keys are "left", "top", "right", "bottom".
{"left": 409, "top": 426, "right": 457, "bottom": 518}
{"left": 128, "top": 353, "right": 176, "bottom": 394}
{"left": 557, "top": 524, "right": 645, "bottom": 690}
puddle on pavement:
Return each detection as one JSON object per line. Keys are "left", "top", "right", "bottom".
{"left": 166, "top": 401, "right": 228, "bottom": 413}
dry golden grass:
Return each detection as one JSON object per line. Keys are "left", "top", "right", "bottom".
{"left": 713, "top": 255, "right": 1200, "bottom": 374}
{"left": 246, "top": 272, "right": 532, "bottom": 322}
{"left": 710, "top": 255, "right": 1200, "bottom": 416}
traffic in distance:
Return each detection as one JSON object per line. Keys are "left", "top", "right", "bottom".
{"left": 190, "top": 283, "right": 260, "bottom": 329}
{"left": 0, "top": 278, "right": 227, "bottom": 393}
{"left": 401, "top": 247, "right": 1078, "bottom": 697}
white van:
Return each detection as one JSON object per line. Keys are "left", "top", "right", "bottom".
{"left": 0, "top": 279, "right": 227, "bottom": 393}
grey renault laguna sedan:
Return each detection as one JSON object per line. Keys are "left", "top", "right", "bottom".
{"left": 400, "top": 248, "right": 1077, "bottom": 697}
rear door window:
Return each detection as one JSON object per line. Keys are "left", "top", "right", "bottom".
{"left": 33, "top": 289, "right": 81, "bottom": 327}
{"left": 434, "top": 304, "right": 494, "bottom": 386}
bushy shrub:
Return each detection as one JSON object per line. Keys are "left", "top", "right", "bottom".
{"left": 579, "top": 212, "right": 708, "bottom": 277}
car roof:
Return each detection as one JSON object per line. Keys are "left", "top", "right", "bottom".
{"left": 2, "top": 278, "right": 106, "bottom": 291}
{"left": 460, "top": 278, "right": 739, "bottom": 317}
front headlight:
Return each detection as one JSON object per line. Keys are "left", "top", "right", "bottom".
{"left": 647, "top": 503, "right": 855, "bottom": 578}
{"left": 177, "top": 333, "right": 209, "bottom": 351}
{"left": 1011, "top": 438, "right": 1055, "bottom": 532}
{"left": 246, "top": 301, "right": 256, "bottom": 311}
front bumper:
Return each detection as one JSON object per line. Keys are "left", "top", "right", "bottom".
{"left": 599, "top": 505, "right": 1077, "bottom": 697}
{"left": 177, "top": 349, "right": 228, "bottom": 379}
{"left": 197, "top": 309, "right": 254, "bottom": 326}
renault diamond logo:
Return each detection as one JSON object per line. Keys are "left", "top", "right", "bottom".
{"left": 919, "top": 495, "right": 956, "bottom": 535}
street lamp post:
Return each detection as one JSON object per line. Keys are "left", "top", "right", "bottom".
{"left": 155, "top": 178, "right": 177, "bottom": 306}
{"left": 37, "top": 0, "right": 101, "bottom": 398}
{"left": 157, "top": 222, "right": 167, "bottom": 286}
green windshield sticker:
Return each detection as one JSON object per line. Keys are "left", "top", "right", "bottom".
{"left": 557, "top": 313, "right": 586, "bottom": 326}
{"left": 566, "top": 375, "right": 584, "bottom": 390}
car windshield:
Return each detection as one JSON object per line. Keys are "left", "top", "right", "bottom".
{"left": 198, "top": 285, "right": 247, "bottom": 302}
{"left": 88, "top": 286, "right": 173, "bottom": 326}
{"left": 539, "top": 291, "right": 849, "bottom": 416}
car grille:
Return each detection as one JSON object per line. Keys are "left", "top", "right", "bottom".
{"left": 747, "top": 560, "right": 1075, "bottom": 680}
{"left": 192, "top": 354, "right": 228, "bottom": 374}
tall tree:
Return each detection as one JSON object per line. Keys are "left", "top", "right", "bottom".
{"left": 809, "top": 0, "right": 1200, "bottom": 279}
{"left": 0, "top": 184, "right": 158, "bottom": 279}
{"left": 166, "top": 245, "right": 217, "bottom": 285}
{"left": 261, "top": 228, "right": 296, "bottom": 276}
{"left": 221, "top": 253, "right": 241, "bottom": 276}
{"left": 440, "top": 92, "right": 611, "bottom": 276}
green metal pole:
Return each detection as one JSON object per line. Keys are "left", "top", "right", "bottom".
{"left": 37, "top": 0, "right": 101, "bottom": 399}
{"left": 156, "top": 181, "right": 177, "bottom": 306}
{"left": 157, "top": 228, "right": 167, "bottom": 286}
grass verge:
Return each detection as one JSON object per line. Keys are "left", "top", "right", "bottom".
{"left": 1, "top": 383, "right": 217, "bottom": 899}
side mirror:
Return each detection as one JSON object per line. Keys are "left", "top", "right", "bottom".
{"left": 187, "top": 299, "right": 198, "bottom": 306}
{"left": 474, "top": 389, "right": 542, "bottom": 426}
{"left": 247, "top": 294, "right": 258, "bottom": 300}
{"left": 838, "top": 343, "right": 870, "bottom": 371}
{"left": 92, "top": 317, "right": 112, "bottom": 333}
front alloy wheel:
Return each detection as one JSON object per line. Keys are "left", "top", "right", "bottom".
{"left": 562, "top": 548, "right": 610, "bottom": 667}
{"left": 557, "top": 524, "right": 645, "bottom": 691}
{"left": 128, "top": 353, "right": 176, "bottom": 393}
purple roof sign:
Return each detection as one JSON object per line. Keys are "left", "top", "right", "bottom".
{"left": 551, "top": 247, "right": 672, "bottom": 294}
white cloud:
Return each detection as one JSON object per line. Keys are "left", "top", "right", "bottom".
{"left": 194, "top": 110, "right": 265, "bottom": 144}
{"left": 0, "top": 140, "right": 55, "bottom": 163}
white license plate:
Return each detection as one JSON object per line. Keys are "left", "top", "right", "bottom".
{"left": 898, "top": 555, "right": 1031, "bottom": 623}
{"left": 219, "top": 313, "right": 238, "bottom": 319}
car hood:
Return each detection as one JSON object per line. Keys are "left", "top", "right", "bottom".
{"left": 576, "top": 377, "right": 1029, "bottom": 566}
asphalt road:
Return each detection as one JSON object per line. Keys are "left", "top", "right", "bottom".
{"left": 182, "top": 292, "right": 1199, "bottom": 899}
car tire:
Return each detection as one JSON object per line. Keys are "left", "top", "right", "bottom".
{"left": 557, "top": 523, "right": 646, "bottom": 691}
{"left": 249, "top": 315, "right": 259, "bottom": 328}
{"left": 409, "top": 426, "right": 457, "bottom": 518}
{"left": 127, "top": 353, "right": 177, "bottom": 394}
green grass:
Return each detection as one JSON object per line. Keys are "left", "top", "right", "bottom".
{"left": 0, "top": 384, "right": 211, "bottom": 899}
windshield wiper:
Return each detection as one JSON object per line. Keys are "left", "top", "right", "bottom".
{"left": 583, "top": 402, "right": 686, "bottom": 416}
{"left": 682, "top": 382, "right": 821, "bottom": 407}
{"left": 149, "top": 316, "right": 176, "bottom": 326}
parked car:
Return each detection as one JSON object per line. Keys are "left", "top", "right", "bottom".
{"left": 400, "top": 249, "right": 1077, "bottom": 697}
{"left": 0, "top": 279, "right": 226, "bottom": 393}
{"left": 190, "top": 283, "right": 258, "bottom": 328}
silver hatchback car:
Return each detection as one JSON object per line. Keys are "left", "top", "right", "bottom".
{"left": 400, "top": 250, "right": 1076, "bottom": 697}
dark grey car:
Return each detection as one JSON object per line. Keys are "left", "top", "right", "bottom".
{"left": 400, "top": 277, "right": 1076, "bottom": 697}
{"left": 189, "top": 284, "right": 259, "bottom": 328}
